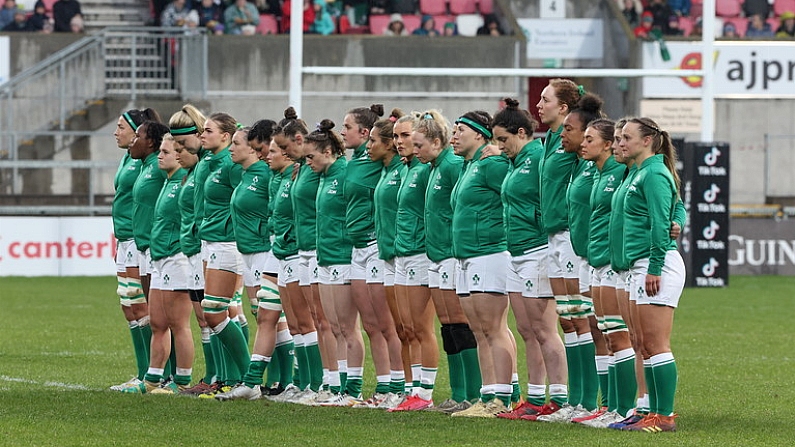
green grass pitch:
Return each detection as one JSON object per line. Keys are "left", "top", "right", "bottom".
{"left": 0, "top": 276, "right": 793, "bottom": 446}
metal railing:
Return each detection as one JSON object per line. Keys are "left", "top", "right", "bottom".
{"left": 0, "top": 27, "right": 207, "bottom": 212}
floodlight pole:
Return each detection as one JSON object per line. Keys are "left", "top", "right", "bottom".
{"left": 289, "top": 0, "right": 303, "bottom": 117}
{"left": 701, "top": 0, "right": 716, "bottom": 142}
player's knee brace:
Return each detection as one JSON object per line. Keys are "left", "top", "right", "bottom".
{"left": 201, "top": 295, "right": 230, "bottom": 314}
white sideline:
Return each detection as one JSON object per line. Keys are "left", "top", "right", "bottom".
{"left": 0, "top": 375, "right": 96, "bottom": 391}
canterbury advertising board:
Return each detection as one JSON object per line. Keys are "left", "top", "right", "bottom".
{"left": 0, "top": 217, "right": 116, "bottom": 276}
{"left": 642, "top": 41, "right": 795, "bottom": 98}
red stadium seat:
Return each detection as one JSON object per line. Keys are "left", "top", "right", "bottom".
{"left": 723, "top": 17, "right": 748, "bottom": 36}
{"left": 41, "top": 0, "right": 57, "bottom": 12}
{"left": 256, "top": 14, "right": 279, "bottom": 35}
{"left": 401, "top": 14, "right": 422, "bottom": 33}
{"left": 690, "top": 2, "right": 703, "bottom": 19}
{"left": 716, "top": 0, "right": 742, "bottom": 17}
{"left": 478, "top": 0, "right": 493, "bottom": 14}
{"left": 767, "top": 17, "right": 780, "bottom": 32}
{"left": 449, "top": 0, "right": 476, "bottom": 15}
{"left": 419, "top": 0, "right": 447, "bottom": 15}
{"left": 369, "top": 14, "right": 391, "bottom": 34}
{"left": 775, "top": 0, "right": 795, "bottom": 16}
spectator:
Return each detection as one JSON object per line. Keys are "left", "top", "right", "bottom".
{"left": 618, "top": 0, "right": 643, "bottom": 28}
{"left": 776, "top": 11, "right": 795, "bottom": 38}
{"left": 0, "top": 0, "right": 20, "bottom": 29}
{"left": 343, "top": 0, "right": 367, "bottom": 26}
{"left": 442, "top": 21, "right": 456, "bottom": 36}
{"left": 667, "top": 0, "right": 690, "bottom": 17}
{"left": 722, "top": 21, "right": 739, "bottom": 38}
{"left": 634, "top": 10, "right": 655, "bottom": 39}
{"left": 311, "top": 0, "right": 334, "bottom": 34}
{"left": 412, "top": 14, "right": 438, "bottom": 36}
{"left": 52, "top": 0, "right": 81, "bottom": 32}
{"left": 690, "top": 16, "right": 702, "bottom": 38}
{"left": 195, "top": 0, "right": 224, "bottom": 34}
{"left": 742, "top": 0, "right": 770, "bottom": 19}
{"left": 225, "top": 0, "right": 260, "bottom": 34}
{"left": 382, "top": 12, "right": 407, "bottom": 35}
{"left": 255, "top": 0, "right": 281, "bottom": 15}
{"left": 370, "top": 0, "right": 389, "bottom": 15}
{"left": 281, "top": 0, "right": 315, "bottom": 32}
{"left": 28, "top": 1, "right": 53, "bottom": 32}
{"left": 2, "top": 7, "right": 32, "bottom": 31}
{"left": 664, "top": 14, "right": 683, "bottom": 36}
{"left": 477, "top": 13, "right": 504, "bottom": 36}
{"left": 645, "top": 0, "right": 672, "bottom": 33}
{"left": 161, "top": 0, "right": 192, "bottom": 27}
{"left": 69, "top": 12, "right": 83, "bottom": 32}
{"left": 745, "top": 13, "right": 773, "bottom": 38}
{"left": 389, "top": 0, "right": 416, "bottom": 14}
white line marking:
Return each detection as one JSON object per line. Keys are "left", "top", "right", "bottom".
{"left": 0, "top": 375, "right": 97, "bottom": 391}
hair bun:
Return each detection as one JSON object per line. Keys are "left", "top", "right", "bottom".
{"left": 284, "top": 106, "right": 298, "bottom": 120}
{"left": 503, "top": 98, "right": 520, "bottom": 109}
{"left": 318, "top": 119, "right": 335, "bottom": 132}
{"left": 370, "top": 104, "right": 385, "bottom": 117}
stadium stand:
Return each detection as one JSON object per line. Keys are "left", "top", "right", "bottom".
{"left": 257, "top": 13, "right": 279, "bottom": 34}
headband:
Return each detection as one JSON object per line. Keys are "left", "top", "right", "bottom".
{"left": 169, "top": 125, "right": 198, "bottom": 135}
{"left": 122, "top": 112, "right": 139, "bottom": 132}
{"left": 456, "top": 116, "right": 492, "bottom": 139}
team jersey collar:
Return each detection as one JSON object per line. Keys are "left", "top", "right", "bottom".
{"left": 353, "top": 142, "right": 368, "bottom": 159}
{"left": 404, "top": 156, "right": 419, "bottom": 168}
{"left": 600, "top": 155, "right": 620, "bottom": 171}
{"left": 511, "top": 141, "right": 535, "bottom": 166}
{"left": 639, "top": 153, "right": 665, "bottom": 169}
{"left": 432, "top": 146, "right": 453, "bottom": 167}
{"left": 325, "top": 156, "right": 346, "bottom": 176}
{"left": 468, "top": 144, "right": 489, "bottom": 162}
{"left": 385, "top": 152, "right": 402, "bottom": 171}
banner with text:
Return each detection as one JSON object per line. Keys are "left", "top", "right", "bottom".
{"left": 518, "top": 19, "right": 604, "bottom": 60}
{"left": 642, "top": 41, "right": 795, "bottom": 98}
{"left": 0, "top": 217, "right": 116, "bottom": 276}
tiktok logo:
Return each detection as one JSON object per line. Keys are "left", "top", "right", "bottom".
{"left": 702, "top": 221, "right": 720, "bottom": 240}
{"left": 704, "top": 147, "right": 721, "bottom": 166}
{"left": 702, "top": 257, "right": 719, "bottom": 277}
{"left": 703, "top": 184, "right": 721, "bottom": 203}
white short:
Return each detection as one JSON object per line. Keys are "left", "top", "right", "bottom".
{"left": 201, "top": 240, "right": 209, "bottom": 263}
{"left": 383, "top": 258, "right": 396, "bottom": 287}
{"left": 277, "top": 255, "right": 300, "bottom": 287}
{"left": 317, "top": 264, "right": 351, "bottom": 285}
{"left": 591, "top": 264, "right": 618, "bottom": 288}
{"left": 428, "top": 258, "right": 457, "bottom": 290}
{"left": 242, "top": 252, "right": 268, "bottom": 288}
{"left": 395, "top": 253, "right": 430, "bottom": 286}
{"left": 263, "top": 250, "right": 279, "bottom": 276}
{"left": 204, "top": 241, "right": 243, "bottom": 274}
{"left": 187, "top": 253, "right": 205, "bottom": 290}
{"left": 548, "top": 231, "right": 579, "bottom": 279}
{"left": 350, "top": 242, "right": 384, "bottom": 283}
{"left": 298, "top": 250, "right": 319, "bottom": 286}
{"left": 150, "top": 253, "right": 191, "bottom": 290}
{"left": 139, "top": 249, "right": 153, "bottom": 275}
{"left": 578, "top": 257, "right": 591, "bottom": 293}
{"left": 456, "top": 251, "right": 510, "bottom": 295}
{"left": 507, "top": 247, "right": 553, "bottom": 298}
{"left": 116, "top": 240, "right": 139, "bottom": 272}
{"left": 629, "top": 251, "right": 686, "bottom": 308}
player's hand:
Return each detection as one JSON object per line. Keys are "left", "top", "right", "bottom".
{"left": 670, "top": 222, "right": 681, "bottom": 239}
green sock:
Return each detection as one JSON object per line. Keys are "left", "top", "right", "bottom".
{"left": 200, "top": 328, "right": 215, "bottom": 384}
{"left": 496, "top": 386, "right": 512, "bottom": 407}
{"left": 129, "top": 322, "right": 148, "bottom": 381}
{"left": 511, "top": 375, "right": 521, "bottom": 403}
{"left": 139, "top": 320, "right": 152, "bottom": 368}
{"left": 644, "top": 360, "right": 657, "bottom": 414}
{"left": 389, "top": 370, "right": 405, "bottom": 395}
{"left": 276, "top": 341, "right": 294, "bottom": 387}
{"left": 346, "top": 367, "right": 363, "bottom": 397}
{"left": 481, "top": 389, "right": 495, "bottom": 403}
{"left": 615, "top": 349, "right": 638, "bottom": 417}
{"left": 215, "top": 319, "right": 250, "bottom": 382}
{"left": 375, "top": 375, "right": 391, "bottom": 394}
{"left": 174, "top": 373, "right": 191, "bottom": 387}
{"left": 340, "top": 362, "right": 348, "bottom": 392}
{"left": 527, "top": 384, "right": 546, "bottom": 407}
{"left": 305, "top": 342, "right": 323, "bottom": 392}
{"left": 549, "top": 384, "right": 568, "bottom": 406}
{"left": 605, "top": 359, "right": 616, "bottom": 411}
{"left": 460, "top": 348, "right": 482, "bottom": 401}
{"left": 564, "top": 333, "right": 582, "bottom": 405}
{"left": 447, "top": 352, "right": 466, "bottom": 402}
{"left": 210, "top": 333, "right": 225, "bottom": 384}
{"left": 223, "top": 344, "right": 241, "bottom": 384}
{"left": 578, "top": 334, "right": 598, "bottom": 411}
{"left": 242, "top": 355, "right": 270, "bottom": 387}
{"left": 295, "top": 344, "right": 310, "bottom": 390}
{"left": 167, "top": 336, "right": 177, "bottom": 378}
{"left": 651, "top": 353, "right": 677, "bottom": 416}
{"left": 264, "top": 354, "right": 279, "bottom": 388}
{"left": 143, "top": 370, "right": 163, "bottom": 384}
{"left": 239, "top": 319, "right": 250, "bottom": 346}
